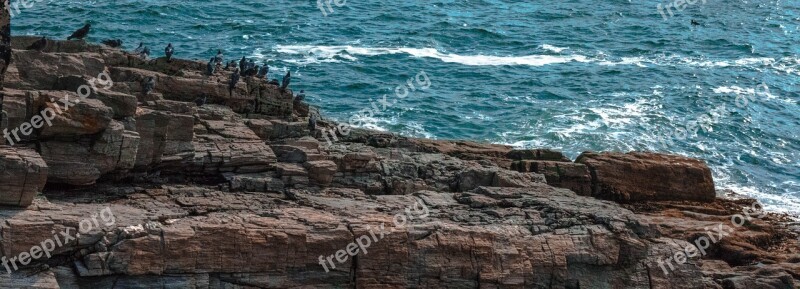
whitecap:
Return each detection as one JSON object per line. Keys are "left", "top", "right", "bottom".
{"left": 716, "top": 183, "right": 800, "bottom": 217}
{"left": 275, "top": 45, "right": 591, "bottom": 67}
{"left": 273, "top": 45, "right": 800, "bottom": 75}
{"left": 539, "top": 44, "right": 568, "bottom": 53}
{"left": 713, "top": 86, "right": 792, "bottom": 104}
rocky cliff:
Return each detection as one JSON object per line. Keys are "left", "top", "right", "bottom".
{"left": 0, "top": 36, "right": 797, "bottom": 289}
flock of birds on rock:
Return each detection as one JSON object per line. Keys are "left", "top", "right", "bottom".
{"left": 26, "top": 23, "right": 298, "bottom": 107}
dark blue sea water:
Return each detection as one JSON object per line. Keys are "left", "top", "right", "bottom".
{"left": 13, "top": 0, "right": 800, "bottom": 214}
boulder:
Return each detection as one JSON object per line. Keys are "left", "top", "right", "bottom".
{"left": 576, "top": 151, "right": 716, "bottom": 202}
{"left": 37, "top": 91, "right": 114, "bottom": 138}
{"left": 305, "top": 160, "right": 338, "bottom": 186}
{"left": 188, "top": 135, "right": 277, "bottom": 174}
{"left": 0, "top": 89, "right": 36, "bottom": 144}
{"left": 134, "top": 108, "right": 195, "bottom": 169}
{"left": 457, "top": 167, "right": 546, "bottom": 191}
{"left": 0, "top": 147, "right": 48, "bottom": 207}
{"left": 6, "top": 50, "right": 106, "bottom": 90}
{"left": 245, "top": 119, "right": 273, "bottom": 140}
{"left": 511, "top": 160, "right": 592, "bottom": 196}
{"left": 269, "top": 120, "right": 309, "bottom": 140}
{"left": 40, "top": 121, "right": 140, "bottom": 185}
{"left": 339, "top": 151, "right": 381, "bottom": 172}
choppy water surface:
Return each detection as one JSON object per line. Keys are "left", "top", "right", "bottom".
{"left": 14, "top": 0, "right": 800, "bottom": 213}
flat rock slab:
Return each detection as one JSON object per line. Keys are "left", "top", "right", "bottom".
{"left": 576, "top": 151, "right": 715, "bottom": 203}
{"left": 0, "top": 147, "right": 49, "bottom": 207}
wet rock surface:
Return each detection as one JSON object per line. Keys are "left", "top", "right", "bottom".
{"left": 0, "top": 37, "right": 797, "bottom": 288}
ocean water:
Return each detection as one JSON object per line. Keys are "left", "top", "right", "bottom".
{"left": 13, "top": 0, "right": 800, "bottom": 214}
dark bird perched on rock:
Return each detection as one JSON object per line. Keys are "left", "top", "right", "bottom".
{"left": 215, "top": 50, "right": 224, "bottom": 65}
{"left": 243, "top": 65, "right": 258, "bottom": 77}
{"left": 101, "top": 39, "right": 122, "bottom": 48}
{"left": 142, "top": 77, "right": 156, "bottom": 95}
{"left": 247, "top": 59, "right": 255, "bottom": 71}
{"left": 295, "top": 90, "right": 306, "bottom": 102}
{"left": 281, "top": 71, "right": 291, "bottom": 91}
{"left": 206, "top": 57, "right": 216, "bottom": 76}
{"left": 194, "top": 96, "right": 207, "bottom": 107}
{"left": 691, "top": 20, "right": 700, "bottom": 26}
{"left": 229, "top": 69, "right": 241, "bottom": 96}
{"left": 133, "top": 42, "right": 144, "bottom": 54}
{"left": 26, "top": 37, "right": 47, "bottom": 51}
{"left": 239, "top": 57, "right": 247, "bottom": 72}
{"left": 67, "top": 24, "right": 91, "bottom": 40}
{"left": 165, "top": 43, "right": 174, "bottom": 62}
{"left": 308, "top": 114, "right": 317, "bottom": 132}
{"left": 140, "top": 47, "right": 151, "bottom": 59}
{"left": 257, "top": 64, "right": 269, "bottom": 79}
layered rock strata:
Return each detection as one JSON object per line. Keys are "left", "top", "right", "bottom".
{"left": 0, "top": 37, "right": 797, "bottom": 289}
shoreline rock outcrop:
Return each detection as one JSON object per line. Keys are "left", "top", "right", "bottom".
{"left": 0, "top": 146, "right": 48, "bottom": 206}
{"left": 576, "top": 151, "right": 716, "bottom": 203}
{"left": 0, "top": 36, "right": 797, "bottom": 289}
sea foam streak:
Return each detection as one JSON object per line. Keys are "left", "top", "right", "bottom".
{"left": 275, "top": 45, "right": 800, "bottom": 74}
{"left": 275, "top": 45, "right": 590, "bottom": 66}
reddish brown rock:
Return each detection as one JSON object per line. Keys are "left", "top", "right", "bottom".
{"left": 511, "top": 160, "right": 592, "bottom": 196}
{"left": 576, "top": 151, "right": 716, "bottom": 203}
{"left": 0, "top": 147, "right": 48, "bottom": 207}
{"left": 305, "top": 160, "right": 338, "bottom": 186}
{"left": 506, "top": 148, "right": 571, "bottom": 162}
{"left": 398, "top": 138, "right": 514, "bottom": 167}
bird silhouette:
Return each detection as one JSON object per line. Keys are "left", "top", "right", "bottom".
{"left": 133, "top": 42, "right": 144, "bottom": 54}
{"left": 229, "top": 69, "right": 241, "bottom": 96}
{"left": 67, "top": 24, "right": 91, "bottom": 40}
{"left": 247, "top": 59, "right": 255, "bottom": 71}
{"left": 215, "top": 50, "right": 224, "bottom": 65}
{"left": 281, "top": 71, "right": 291, "bottom": 91}
{"left": 239, "top": 56, "right": 247, "bottom": 72}
{"left": 101, "top": 39, "right": 122, "bottom": 48}
{"left": 165, "top": 43, "right": 174, "bottom": 62}
{"left": 206, "top": 57, "right": 216, "bottom": 76}
{"left": 194, "top": 96, "right": 207, "bottom": 107}
{"left": 244, "top": 66, "right": 258, "bottom": 77}
{"left": 140, "top": 47, "right": 151, "bottom": 59}
{"left": 142, "top": 77, "right": 156, "bottom": 95}
{"left": 26, "top": 37, "right": 47, "bottom": 51}
{"left": 258, "top": 64, "right": 269, "bottom": 79}
{"left": 308, "top": 114, "right": 317, "bottom": 131}
{"left": 691, "top": 20, "right": 700, "bottom": 26}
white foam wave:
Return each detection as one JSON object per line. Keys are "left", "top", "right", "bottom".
{"left": 276, "top": 45, "right": 590, "bottom": 66}
{"left": 713, "top": 86, "right": 793, "bottom": 104}
{"left": 598, "top": 56, "right": 648, "bottom": 67}
{"left": 275, "top": 45, "right": 800, "bottom": 74}
{"left": 539, "top": 44, "right": 568, "bottom": 53}
{"left": 717, "top": 183, "right": 800, "bottom": 217}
